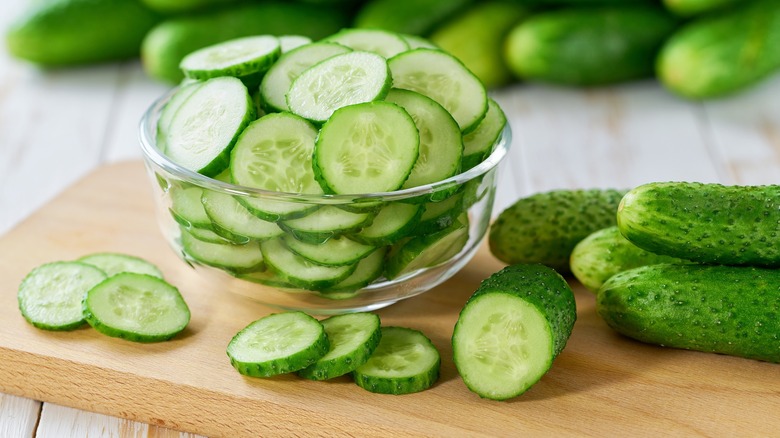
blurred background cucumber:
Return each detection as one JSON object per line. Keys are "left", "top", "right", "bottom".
{"left": 4, "top": 0, "right": 780, "bottom": 100}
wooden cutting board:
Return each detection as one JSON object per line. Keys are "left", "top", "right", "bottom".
{"left": 0, "top": 162, "right": 777, "bottom": 437}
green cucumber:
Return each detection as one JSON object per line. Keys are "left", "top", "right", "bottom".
{"left": 597, "top": 264, "right": 780, "bottom": 363}
{"left": 323, "top": 248, "right": 388, "bottom": 293}
{"left": 169, "top": 186, "right": 212, "bottom": 230}
{"left": 157, "top": 81, "right": 202, "bottom": 153}
{"left": 489, "top": 188, "right": 626, "bottom": 273}
{"left": 354, "top": 0, "right": 474, "bottom": 36}
{"left": 385, "top": 216, "right": 469, "bottom": 279}
{"left": 279, "top": 207, "right": 374, "bottom": 245}
{"left": 323, "top": 29, "right": 410, "bottom": 59}
{"left": 452, "top": 264, "right": 577, "bottom": 400}
{"left": 180, "top": 229, "right": 265, "bottom": 272}
{"left": 260, "top": 238, "right": 356, "bottom": 290}
{"left": 351, "top": 202, "right": 423, "bottom": 246}
{"left": 200, "top": 190, "right": 285, "bottom": 244}
{"left": 617, "top": 182, "right": 780, "bottom": 267}
{"left": 661, "top": 0, "right": 740, "bottom": 16}
{"left": 461, "top": 98, "right": 507, "bottom": 171}
{"left": 179, "top": 35, "right": 281, "bottom": 81}
{"left": 77, "top": 253, "right": 164, "bottom": 279}
{"left": 414, "top": 192, "right": 465, "bottom": 236}
{"left": 284, "top": 235, "right": 375, "bottom": 267}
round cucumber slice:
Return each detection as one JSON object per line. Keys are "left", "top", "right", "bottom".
{"left": 180, "top": 229, "right": 265, "bottom": 272}
{"left": 260, "top": 238, "right": 356, "bottom": 290}
{"left": 400, "top": 34, "right": 438, "bottom": 50}
{"left": 157, "top": 82, "right": 202, "bottom": 153}
{"left": 385, "top": 216, "right": 469, "bottom": 279}
{"left": 201, "top": 190, "right": 284, "bottom": 243}
{"left": 323, "top": 247, "right": 388, "bottom": 293}
{"left": 283, "top": 235, "right": 375, "bottom": 267}
{"left": 169, "top": 185, "right": 212, "bottom": 229}
{"left": 462, "top": 98, "right": 507, "bottom": 170}
{"left": 180, "top": 35, "right": 281, "bottom": 80}
{"left": 78, "top": 253, "right": 163, "bottom": 279}
{"left": 279, "top": 35, "right": 312, "bottom": 53}
{"left": 351, "top": 202, "right": 423, "bottom": 246}
{"left": 279, "top": 206, "right": 374, "bottom": 244}
{"left": 324, "top": 28, "right": 410, "bottom": 58}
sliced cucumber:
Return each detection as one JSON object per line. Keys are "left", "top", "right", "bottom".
{"left": 284, "top": 235, "right": 375, "bottom": 267}
{"left": 415, "top": 192, "right": 465, "bottom": 235}
{"left": 287, "top": 51, "right": 391, "bottom": 123}
{"left": 169, "top": 185, "right": 212, "bottom": 229}
{"left": 165, "top": 77, "right": 254, "bottom": 177}
{"left": 157, "top": 82, "right": 202, "bottom": 153}
{"left": 386, "top": 216, "right": 469, "bottom": 279}
{"left": 18, "top": 262, "right": 107, "bottom": 331}
{"left": 400, "top": 34, "right": 438, "bottom": 50}
{"left": 388, "top": 48, "right": 487, "bottom": 133}
{"left": 227, "top": 312, "right": 329, "bottom": 377}
{"left": 324, "top": 247, "right": 388, "bottom": 293}
{"left": 462, "top": 98, "right": 507, "bottom": 170}
{"left": 260, "top": 238, "right": 356, "bottom": 290}
{"left": 280, "top": 206, "right": 373, "bottom": 244}
{"left": 83, "top": 273, "right": 190, "bottom": 343}
{"left": 298, "top": 312, "right": 382, "bottom": 380}
{"left": 324, "top": 28, "right": 410, "bottom": 58}
{"left": 185, "top": 225, "right": 235, "bottom": 244}
{"left": 351, "top": 202, "right": 423, "bottom": 246}
{"left": 180, "top": 229, "right": 265, "bottom": 272}
{"left": 77, "top": 253, "right": 164, "bottom": 279}
{"left": 314, "top": 101, "right": 419, "bottom": 194}
{"left": 279, "top": 35, "right": 312, "bottom": 53}
{"left": 201, "top": 190, "right": 284, "bottom": 243}
{"left": 353, "top": 326, "right": 440, "bottom": 395}
{"left": 236, "top": 268, "right": 297, "bottom": 289}
{"left": 180, "top": 35, "right": 281, "bottom": 80}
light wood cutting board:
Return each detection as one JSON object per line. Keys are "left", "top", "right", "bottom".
{"left": 0, "top": 162, "right": 777, "bottom": 437}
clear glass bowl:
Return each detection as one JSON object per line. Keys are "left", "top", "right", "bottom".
{"left": 139, "top": 91, "right": 511, "bottom": 314}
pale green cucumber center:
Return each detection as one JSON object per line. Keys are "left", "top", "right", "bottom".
{"left": 182, "top": 231, "right": 263, "bottom": 268}
{"left": 463, "top": 99, "right": 505, "bottom": 157}
{"left": 78, "top": 254, "right": 163, "bottom": 278}
{"left": 229, "top": 313, "right": 322, "bottom": 363}
{"left": 325, "top": 29, "right": 410, "bottom": 58}
{"left": 356, "top": 202, "right": 419, "bottom": 238}
{"left": 282, "top": 207, "right": 370, "bottom": 233}
{"left": 318, "top": 313, "right": 378, "bottom": 361}
{"left": 182, "top": 36, "right": 280, "bottom": 71}
{"left": 20, "top": 263, "right": 106, "bottom": 327}
{"left": 261, "top": 239, "right": 353, "bottom": 282}
{"left": 358, "top": 328, "right": 437, "bottom": 378}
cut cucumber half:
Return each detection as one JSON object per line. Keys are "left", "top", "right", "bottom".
{"left": 180, "top": 229, "right": 265, "bottom": 272}
{"left": 260, "top": 238, "right": 356, "bottom": 290}
{"left": 280, "top": 206, "right": 373, "bottom": 244}
{"left": 227, "top": 312, "right": 329, "bottom": 377}
{"left": 324, "top": 247, "right": 388, "bottom": 293}
{"left": 170, "top": 185, "right": 212, "bottom": 229}
{"left": 83, "top": 273, "right": 190, "bottom": 343}
{"left": 284, "top": 235, "right": 375, "bottom": 267}
{"left": 279, "top": 35, "right": 312, "bottom": 53}
{"left": 386, "top": 216, "right": 469, "bottom": 279}
{"left": 165, "top": 77, "right": 255, "bottom": 177}
{"left": 314, "top": 101, "right": 419, "bottom": 194}
{"left": 351, "top": 202, "right": 423, "bottom": 246}
{"left": 388, "top": 48, "right": 487, "bottom": 133}
{"left": 298, "top": 312, "right": 382, "bottom": 380}
{"left": 157, "top": 82, "right": 202, "bottom": 153}
{"left": 260, "top": 42, "right": 352, "bottom": 112}
{"left": 353, "top": 326, "right": 441, "bottom": 395}
{"left": 18, "top": 262, "right": 107, "bottom": 331}
{"left": 324, "top": 28, "right": 410, "bottom": 59}
{"left": 201, "top": 190, "right": 284, "bottom": 243}
{"left": 385, "top": 88, "right": 463, "bottom": 189}
{"left": 180, "top": 35, "right": 281, "bottom": 80}
{"left": 287, "top": 51, "right": 391, "bottom": 123}
{"left": 78, "top": 253, "right": 164, "bottom": 279}
{"left": 462, "top": 98, "right": 507, "bottom": 170}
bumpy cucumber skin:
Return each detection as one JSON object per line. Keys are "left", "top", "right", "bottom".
{"left": 661, "top": 0, "right": 739, "bottom": 16}
{"left": 6, "top": 0, "right": 161, "bottom": 66}
{"left": 657, "top": 0, "right": 780, "bottom": 99}
{"left": 597, "top": 264, "right": 780, "bottom": 363}
{"left": 355, "top": 0, "right": 474, "bottom": 36}
{"left": 570, "top": 226, "right": 687, "bottom": 293}
{"left": 489, "top": 188, "right": 626, "bottom": 273}
{"left": 504, "top": 7, "right": 678, "bottom": 86}
{"left": 617, "top": 182, "right": 780, "bottom": 267}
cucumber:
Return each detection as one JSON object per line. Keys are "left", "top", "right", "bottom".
{"left": 169, "top": 186, "right": 212, "bottom": 230}
{"left": 279, "top": 207, "right": 374, "bottom": 244}
{"left": 414, "top": 192, "right": 465, "bottom": 236}
{"left": 569, "top": 226, "right": 687, "bottom": 293}
{"left": 140, "top": 0, "right": 243, "bottom": 14}
{"left": 200, "top": 190, "right": 285, "bottom": 243}
{"left": 657, "top": 0, "right": 780, "bottom": 99}
{"left": 489, "top": 188, "right": 626, "bottom": 273}
{"left": 401, "top": 34, "right": 439, "bottom": 50}
{"left": 323, "top": 29, "right": 410, "bottom": 59}
{"left": 77, "top": 253, "right": 164, "bottom": 279}
{"left": 597, "top": 264, "right": 780, "bottom": 363}
{"left": 156, "top": 82, "right": 202, "bottom": 153}
{"left": 354, "top": 0, "right": 475, "bottom": 36}
{"left": 180, "top": 229, "right": 265, "bottom": 272}
{"left": 6, "top": 0, "right": 160, "bottom": 66}
{"left": 283, "top": 235, "right": 375, "bottom": 267}
{"left": 617, "top": 182, "right": 780, "bottom": 267}
{"left": 661, "top": 0, "right": 739, "bottom": 16}
{"left": 82, "top": 273, "right": 190, "bottom": 343}
{"left": 452, "top": 264, "right": 577, "bottom": 400}
{"left": 179, "top": 35, "right": 281, "bottom": 81}
{"left": 351, "top": 202, "right": 423, "bottom": 246}
{"left": 385, "top": 216, "right": 469, "bottom": 279}
{"left": 504, "top": 7, "right": 678, "bottom": 86}
{"left": 461, "top": 98, "right": 507, "bottom": 171}
{"left": 279, "top": 35, "right": 312, "bottom": 53}
{"left": 260, "top": 238, "right": 356, "bottom": 290}
{"left": 324, "top": 248, "right": 388, "bottom": 293}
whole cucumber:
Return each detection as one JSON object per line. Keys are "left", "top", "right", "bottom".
{"left": 618, "top": 182, "right": 780, "bottom": 267}
{"left": 354, "top": 0, "right": 474, "bottom": 36}
{"left": 5, "top": 0, "right": 161, "bottom": 66}
{"left": 489, "top": 188, "right": 626, "bottom": 273}
{"left": 657, "top": 0, "right": 780, "bottom": 99}
{"left": 140, "top": 0, "right": 244, "bottom": 14}
{"left": 141, "top": 2, "right": 350, "bottom": 83}
{"left": 597, "top": 264, "right": 780, "bottom": 363}
{"left": 661, "top": 0, "right": 739, "bottom": 16}
{"left": 503, "top": 6, "right": 678, "bottom": 86}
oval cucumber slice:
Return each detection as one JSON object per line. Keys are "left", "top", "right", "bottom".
{"left": 169, "top": 185, "right": 212, "bottom": 229}
{"left": 180, "top": 229, "right": 265, "bottom": 272}
{"left": 280, "top": 206, "right": 373, "bottom": 244}
{"left": 351, "top": 202, "right": 423, "bottom": 246}
{"left": 324, "top": 28, "right": 410, "bottom": 58}
{"left": 77, "top": 253, "right": 163, "bottom": 279}
{"left": 180, "top": 35, "right": 281, "bottom": 80}
{"left": 201, "top": 190, "right": 284, "bottom": 243}
{"left": 157, "top": 82, "right": 202, "bottom": 153}
{"left": 462, "top": 98, "right": 507, "bottom": 170}
{"left": 323, "top": 247, "right": 388, "bottom": 293}
{"left": 386, "top": 215, "right": 469, "bottom": 279}
{"left": 260, "top": 238, "right": 356, "bottom": 290}
{"left": 279, "top": 35, "right": 312, "bottom": 53}
{"left": 284, "top": 235, "right": 375, "bottom": 267}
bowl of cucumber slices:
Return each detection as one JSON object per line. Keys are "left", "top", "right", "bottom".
{"left": 139, "top": 31, "right": 511, "bottom": 314}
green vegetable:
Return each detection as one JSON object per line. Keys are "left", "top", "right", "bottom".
{"left": 570, "top": 226, "right": 687, "bottom": 292}
{"left": 597, "top": 264, "right": 780, "bottom": 363}
{"left": 504, "top": 6, "right": 678, "bottom": 85}
{"left": 140, "top": 0, "right": 243, "bottom": 14}
{"left": 618, "top": 182, "right": 780, "bottom": 267}
{"left": 6, "top": 0, "right": 160, "bottom": 66}
{"left": 452, "top": 264, "right": 577, "bottom": 400}
{"left": 661, "top": 0, "right": 740, "bottom": 17}
{"left": 657, "top": 0, "right": 780, "bottom": 99}
{"left": 354, "top": 0, "right": 474, "bottom": 36}
{"left": 489, "top": 188, "right": 626, "bottom": 273}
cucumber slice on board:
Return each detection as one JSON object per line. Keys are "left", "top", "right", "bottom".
{"left": 77, "top": 253, "right": 164, "bottom": 278}
{"left": 201, "top": 190, "right": 284, "bottom": 243}
{"left": 323, "top": 247, "right": 388, "bottom": 293}
{"left": 284, "top": 235, "right": 375, "bottom": 267}
{"left": 287, "top": 51, "right": 391, "bottom": 123}
{"left": 353, "top": 326, "right": 441, "bottom": 395}
{"left": 83, "top": 273, "right": 191, "bottom": 343}
{"left": 386, "top": 216, "right": 469, "bottom": 279}
{"left": 165, "top": 77, "right": 255, "bottom": 177}
{"left": 279, "top": 206, "right": 374, "bottom": 244}
{"left": 313, "top": 101, "right": 419, "bottom": 194}
{"left": 351, "top": 202, "right": 423, "bottom": 246}
{"left": 227, "top": 312, "right": 329, "bottom": 377}
{"left": 157, "top": 81, "right": 202, "bottom": 153}
{"left": 180, "top": 229, "right": 265, "bottom": 272}
{"left": 180, "top": 35, "right": 281, "bottom": 80}
{"left": 298, "top": 312, "right": 382, "bottom": 380}
{"left": 452, "top": 264, "right": 577, "bottom": 400}
{"left": 18, "top": 262, "right": 107, "bottom": 331}
{"left": 323, "top": 28, "right": 410, "bottom": 58}
{"left": 388, "top": 48, "right": 487, "bottom": 133}
{"left": 462, "top": 98, "right": 507, "bottom": 170}
{"left": 260, "top": 238, "right": 356, "bottom": 290}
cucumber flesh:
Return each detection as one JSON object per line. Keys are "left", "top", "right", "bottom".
{"left": 279, "top": 206, "right": 373, "bottom": 244}
{"left": 284, "top": 235, "right": 375, "bottom": 267}
{"left": 157, "top": 82, "right": 202, "bottom": 152}
{"left": 200, "top": 190, "right": 284, "bottom": 242}
{"left": 169, "top": 186, "right": 212, "bottom": 229}
{"left": 462, "top": 98, "right": 507, "bottom": 170}
{"left": 260, "top": 238, "right": 356, "bottom": 290}
{"left": 385, "top": 216, "right": 469, "bottom": 279}
{"left": 77, "top": 253, "right": 164, "bottom": 279}
{"left": 180, "top": 35, "right": 281, "bottom": 80}
{"left": 180, "top": 229, "right": 265, "bottom": 272}
{"left": 279, "top": 35, "right": 312, "bottom": 53}
{"left": 324, "top": 28, "right": 410, "bottom": 58}
{"left": 351, "top": 202, "right": 422, "bottom": 246}
{"left": 324, "top": 247, "right": 388, "bottom": 293}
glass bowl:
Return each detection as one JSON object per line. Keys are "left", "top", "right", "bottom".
{"left": 139, "top": 91, "right": 511, "bottom": 314}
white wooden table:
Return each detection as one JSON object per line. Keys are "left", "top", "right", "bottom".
{"left": 1, "top": 1, "right": 779, "bottom": 436}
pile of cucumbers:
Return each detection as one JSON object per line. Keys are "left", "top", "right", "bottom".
{"left": 6, "top": 0, "right": 780, "bottom": 99}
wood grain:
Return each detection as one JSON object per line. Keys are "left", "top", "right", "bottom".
{"left": 0, "top": 161, "right": 778, "bottom": 437}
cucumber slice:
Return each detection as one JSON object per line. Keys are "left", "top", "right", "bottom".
{"left": 452, "top": 265, "right": 577, "bottom": 400}
{"left": 165, "top": 77, "right": 255, "bottom": 177}
{"left": 170, "top": 185, "right": 212, "bottom": 229}
{"left": 287, "top": 51, "right": 391, "bottom": 123}
{"left": 180, "top": 229, "right": 265, "bottom": 272}
{"left": 280, "top": 206, "right": 374, "bottom": 244}
{"left": 313, "top": 101, "right": 419, "bottom": 194}
{"left": 227, "top": 312, "right": 329, "bottom": 377}
{"left": 353, "top": 326, "right": 440, "bottom": 395}
{"left": 279, "top": 35, "right": 312, "bottom": 53}
{"left": 462, "top": 98, "right": 507, "bottom": 170}
{"left": 201, "top": 190, "right": 284, "bottom": 243}
{"left": 414, "top": 192, "right": 465, "bottom": 235}
{"left": 157, "top": 82, "right": 202, "bottom": 153}
{"left": 83, "top": 273, "right": 191, "bottom": 343}
{"left": 260, "top": 42, "right": 352, "bottom": 112}
{"left": 236, "top": 268, "right": 297, "bottom": 289}
{"left": 400, "top": 34, "right": 438, "bottom": 50}
{"left": 184, "top": 226, "right": 236, "bottom": 244}
{"left": 351, "top": 202, "right": 423, "bottom": 246}
{"left": 260, "top": 238, "right": 356, "bottom": 290}
{"left": 180, "top": 35, "right": 281, "bottom": 80}
{"left": 324, "top": 28, "right": 410, "bottom": 58}
{"left": 386, "top": 217, "right": 469, "bottom": 279}
{"left": 323, "top": 247, "right": 388, "bottom": 293}
{"left": 18, "top": 262, "right": 107, "bottom": 331}
{"left": 385, "top": 88, "right": 463, "bottom": 189}
{"left": 284, "top": 235, "right": 375, "bottom": 267}
{"left": 230, "top": 112, "right": 322, "bottom": 221}
{"left": 77, "top": 253, "right": 164, "bottom": 279}
{"left": 298, "top": 312, "right": 382, "bottom": 380}
{"left": 388, "top": 48, "right": 488, "bottom": 133}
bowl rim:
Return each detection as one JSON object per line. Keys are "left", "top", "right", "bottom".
{"left": 139, "top": 87, "right": 512, "bottom": 204}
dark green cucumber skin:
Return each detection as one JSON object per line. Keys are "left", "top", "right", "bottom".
{"left": 597, "top": 264, "right": 780, "bottom": 363}
{"left": 354, "top": 0, "right": 475, "bottom": 36}
{"left": 6, "top": 0, "right": 161, "bottom": 66}
{"left": 661, "top": 0, "right": 739, "bottom": 17}
{"left": 140, "top": 0, "right": 243, "bottom": 14}
{"left": 504, "top": 7, "right": 678, "bottom": 85}
{"left": 657, "top": 0, "right": 780, "bottom": 99}
{"left": 489, "top": 188, "right": 626, "bottom": 273}
{"left": 618, "top": 182, "right": 780, "bottom": 267}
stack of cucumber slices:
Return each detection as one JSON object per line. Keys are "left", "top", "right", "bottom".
{"left": 156, "top": 29, "right": 508, "bottom": 296}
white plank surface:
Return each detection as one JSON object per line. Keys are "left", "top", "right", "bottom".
{"left": 0, "top": 394, "right": 39, "bottom": 438}
{"left": 37, "top": 405, "right": 204, "bottom": 438}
